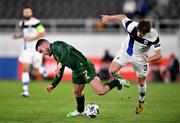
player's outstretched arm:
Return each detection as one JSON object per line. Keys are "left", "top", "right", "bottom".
{"left": 46, "top": 65, "right": 65, "bottom": 92}
{"left": 144, "top": 49, "right": 162, "bottom": 62}
{"left": 101, "top": 14, "right": 127, "bottom": 24}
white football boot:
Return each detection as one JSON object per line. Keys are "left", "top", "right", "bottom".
{"left": 21, "top": 91, "right": 29, "bottom": 97}
{"left": 66, "top": 110, "right": 84, "bottom": 117}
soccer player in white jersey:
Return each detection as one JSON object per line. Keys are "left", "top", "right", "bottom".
{"left": 101, "top": 14, "right": 162, "bottom": 114}
{"left": 13, "top": 5, "right": 46, "bottom": 97}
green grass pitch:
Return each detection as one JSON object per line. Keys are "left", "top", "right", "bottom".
{"left": 0, "top": 80, "right": 180, "bottom": 123}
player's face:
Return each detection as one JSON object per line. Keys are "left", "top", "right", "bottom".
{"left": 37, "top": 43, "right": 51, "bottom": 56}
{"left": 23, "top": 8, "right": 33, "bottom": 20}
{"left": 137, "top": 31, "right": 145, "bottom": 37}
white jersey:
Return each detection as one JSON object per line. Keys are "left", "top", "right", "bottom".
{"left": 113, "top": 18, "right": 161, "bottom": 77}
{"left": 19, "top": 17, "right": 45, "bottom": 51}
{"left": 18, "top": 17, "right": 45, "bottom": 68}
{"left": 121, "top": 18, "right": 161, "bottom": 63}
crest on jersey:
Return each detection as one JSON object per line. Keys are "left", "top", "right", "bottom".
{"left": 144, "top": 40, "right": 148, "bottom": 45}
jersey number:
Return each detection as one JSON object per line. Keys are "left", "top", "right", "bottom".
{"left": 144, "top": 65, "right": 147, "bottom": 71}
{"left": 83, "top": 70, "right": 90, "bottom": 80}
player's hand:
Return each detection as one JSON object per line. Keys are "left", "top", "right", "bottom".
{"left": 143, "top": 55, "right": 149, "bottom": 62}
{"left": 46, "top": 85, "right": 55, "bottom": 92}
{"left": 13, "top": 33, "right": 18, "bottom": 39}
{"left": 101, "top": 15, "right": 111, "bottom": 24}
{"left": 13, "top": 33, "right": 22, "bottom": 39}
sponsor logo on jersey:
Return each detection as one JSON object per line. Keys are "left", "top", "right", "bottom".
{"left": 144, "top": 40, "right": 148, "bottom": 45}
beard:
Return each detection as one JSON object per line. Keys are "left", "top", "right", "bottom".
{"left": 45, "top": 48, "right": 52, "bottom": 56}
{"left": 23, "top": 15, "right": 32, "bottom": 20}
{"left": 48, "top": 50, "right": 52, "bottom": 56}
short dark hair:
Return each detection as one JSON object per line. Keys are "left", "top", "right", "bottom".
{"left": 23, "top": 5, "right": 32, "bottom": 10}
{"left": 35, "top": 39, "right": 48, "bottom": 51}
{"left": 137, "top": 20, "right": 151, "bottom": 35}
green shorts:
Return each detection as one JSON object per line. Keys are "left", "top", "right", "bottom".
{"left": 72, "top": 62, "right": 96, "bottom": 84}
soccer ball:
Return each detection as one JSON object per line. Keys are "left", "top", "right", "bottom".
{"left": 84, "top": 103, "right": 99, "bottom": 118}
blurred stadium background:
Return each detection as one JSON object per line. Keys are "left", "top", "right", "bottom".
{"left": 0, "top": 0, "right": 180, "bottom": 122}
{"left": 0, "top": 0, "right": 180, "bottom": 81}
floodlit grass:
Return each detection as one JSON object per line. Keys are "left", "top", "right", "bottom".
{"left": 0, "top": 80, "right": 180, "bottom": 123}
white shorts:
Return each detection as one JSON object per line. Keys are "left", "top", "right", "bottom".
{"left": 19, "top": 49, "right": 43, "bottom": 69}
{"left": 113, "top": 49, "right": 149, "bottom": 78}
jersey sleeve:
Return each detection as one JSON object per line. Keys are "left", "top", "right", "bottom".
{"left": 17, "top": 21, "right": 24, "bottom": 33}
{"left": 36, "top": 23, "right": 45, "bottom": 32}
{"left": 19, "top": 21, "right": 23, "bottom": 27}
{"left": 122, "top": 17, "right": 138, "bottom": 33}
{"left": 150, "top": 29, "right": 161, "bottom": 51}
{"left": 153, "top": 37, "right": 161, "bottom": 51}
{"left": 57, "top": 44, "right": 70, "bottom": 64}
{"left": 33, "top": 19, "right": 45, "bottom": 32}
{"left": 51, "top": 65, "right": 65, "bottom": 88}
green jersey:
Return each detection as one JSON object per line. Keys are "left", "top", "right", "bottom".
{"left": 50, "top": 41, "right": 96, "bottom": 87}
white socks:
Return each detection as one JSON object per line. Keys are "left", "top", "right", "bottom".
{"left": 22, "top": 72, "right": 30, "bottom": 92}
{"left": 138, "top": 83, "right": 147, "bottom": 102}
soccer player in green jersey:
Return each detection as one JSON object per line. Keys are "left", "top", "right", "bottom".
{"left": 36, "top": 39, "right": 129, "bottom": 117}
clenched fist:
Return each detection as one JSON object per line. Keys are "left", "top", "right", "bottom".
{"left": 46, "top": 85, "right": 55, "bottom": 92}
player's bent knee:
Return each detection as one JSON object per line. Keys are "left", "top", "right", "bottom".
{"left": 73, "top": 90, "right": 83, "bottom": 97}
{"left": 137, "top": 75, "right": 146, "bottom": 87}
{"left": 138, "top": 81, "right": 146, "bottom": 87}
{"left": 95, "top": 90, "right": 106, "bottom": 96}
{"left": 109, "top": 69, "right": 116, "bottom": 76}
{"left": 109, "top": 62, "right": 121, "bottom": 76}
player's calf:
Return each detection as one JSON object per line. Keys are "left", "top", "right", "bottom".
{"left": 90, "top": 77, "right": 121, "bottom": 95}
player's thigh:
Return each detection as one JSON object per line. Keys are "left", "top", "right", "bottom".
{"left": 19, "top": 51, "right": 32, "bottom": 72}
{"left": 73, "top": 84, "right": 85, "bottom": 92}
{"left": 109, "top": 61, "right": 121, "bottom": 74}
{"left": 22, "top": 63, "right": 31, "bottom": 72}
{"left": 32, "top": 51, "right": 43, "bottom": 69}
{"left": 19, "top": 50, "right": 32, "bottom": 65}
{"left": 111, "top": 49, "right": 129, "bottom": 71}
{"left": 133, "top": 62, "right": 149, "bottom": 79}
{"left": 72, "top": 83, "right": 85, "bottom": 96}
